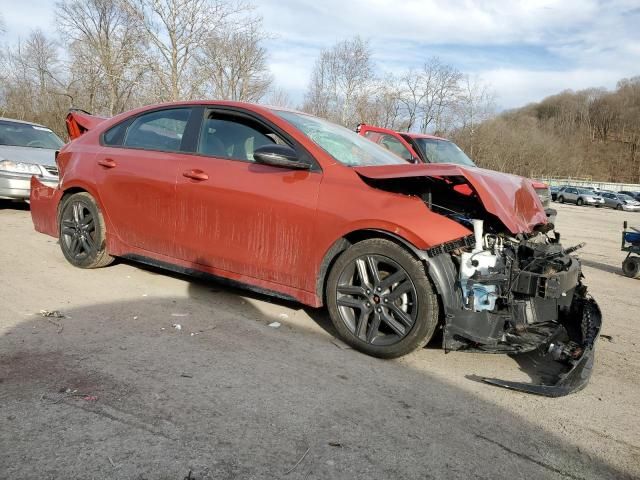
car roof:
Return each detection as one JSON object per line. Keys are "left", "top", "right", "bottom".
{"left": 401, "top": 132, "right": 449, "bottom": 141}
{"left": 0, "top": 117, "right": 48, "bottom": 128}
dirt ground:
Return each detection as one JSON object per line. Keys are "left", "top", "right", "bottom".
{"left": 1, "top": 201, "right": 639, "bottom": 480}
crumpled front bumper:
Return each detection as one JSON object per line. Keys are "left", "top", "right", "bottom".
{"left": 483, "top": 296, "right": 602, "bottom": 397}
{"left": 425, "top": 253, "right": 602, "bottom": 397}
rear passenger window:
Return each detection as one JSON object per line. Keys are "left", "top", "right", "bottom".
{"left": 103, "top": 119, "right": 132, "bottom": 146}
{"left": 123, "top": 108, "right": 192, "bottom": 152}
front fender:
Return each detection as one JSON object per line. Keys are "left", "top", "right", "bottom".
{"left": 30, "top": 176, "right": 62, "bottom": 238}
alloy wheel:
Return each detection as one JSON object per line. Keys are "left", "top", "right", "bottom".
{"left": 335, "top": 254, "right": 418, "bottom": 345}
{"left": 61, "top": 201, "right": 97, "bottom": 260}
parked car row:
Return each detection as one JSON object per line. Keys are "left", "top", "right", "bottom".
{"left": 550, "top": 185, "right": 640, "bottom": 211}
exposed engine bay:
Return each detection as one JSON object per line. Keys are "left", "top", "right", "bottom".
{"left": 359, "top": 171, "right": 602, "bottom": 397}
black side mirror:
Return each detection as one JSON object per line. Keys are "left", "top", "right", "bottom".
{"left": 254, "top": 144, "right": 310, "bottom": 170}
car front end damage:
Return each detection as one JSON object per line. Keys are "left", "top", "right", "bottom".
{"left": 424, "top": 227, "right": 601, "bottom": 397}
{"left": 355, "top": 164, "right": 602, "bottom": 396}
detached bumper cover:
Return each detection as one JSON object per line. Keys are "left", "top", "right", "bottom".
{"left": 483, "top": 296, "right": 602, "bottom": 397}
{"left": 30, "top": 175, "right": 62, "bottom": 237}
{"left": 426, "top": 253, "right": 602, "bottom": 397}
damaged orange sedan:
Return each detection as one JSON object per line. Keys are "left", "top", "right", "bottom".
{"left": 30, "top": 102, "right": 601, "bottom": 396}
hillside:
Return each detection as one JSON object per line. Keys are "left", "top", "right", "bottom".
{"left": 451, "top": 77, "right": 640, "bottom": 184}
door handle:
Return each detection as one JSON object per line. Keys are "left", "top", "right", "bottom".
{"left": 98, "top": 158, "right": 117, "bottom": 168}
{"left": 183, "top": 169, "right": 209, "bottom": 181}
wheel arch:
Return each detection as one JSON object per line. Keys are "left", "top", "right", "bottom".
{"left": 315, "top": 228, "right": 426, "bottom": 306}
{"left": 59, "top": 183, "right": 109, "bottom": 223}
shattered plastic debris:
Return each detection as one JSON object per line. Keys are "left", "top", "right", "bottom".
{"left": 171, "top": 313, "right": 189, "bottom": 317}
{"left": 133, "top": 316, "right": 139, "bottom": 320}
{"left": 172, "top": 324, "right": 182, "bottom": 331}
{"left": 83, "top": 395, "right": 98, "bottom": 401}
{"left": 39, "top": 310, "right": 65, "bottom": 318}
{"left": 268, "top": 322, "right": 281, "bottom": 328}
{"left": 278, "top": 313, "right": 289, "bottom": 319}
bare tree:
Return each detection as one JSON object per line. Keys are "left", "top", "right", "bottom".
{"left": 303, "top": 36, "right": 375, "bottom": 126}
{"left": 418, "top": 58, "right": 463, "bottom": 133}
{"left": 127, "top": 0, "right": 248, "bottom": 101}
{"left": 454, "top": 74, "right": 495, "bottom": 158}
{"left": 200, "top": 17, "right": 272, "bottom": 102}
{"left": 57, "top": 0, "right": 148, "bottom": 115}
{"left": 262, "top": 86, "right": 294, "bottom": 108}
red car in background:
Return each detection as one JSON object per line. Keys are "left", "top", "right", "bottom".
{"left": 357, "top": 124, "right": 552, "bottom": 207}
{"left": 30, "top": 102, "right": 598, "bottom": 396}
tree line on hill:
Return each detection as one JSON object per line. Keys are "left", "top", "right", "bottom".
{"left": 451, "top": 77, "right": 640, "bottom": 184}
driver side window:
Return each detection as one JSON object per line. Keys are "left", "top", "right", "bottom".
{"left": 197, "top": 111, "right": 286, "bottom": 162}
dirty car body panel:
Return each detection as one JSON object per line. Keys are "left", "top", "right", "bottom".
{"left": 30, "top": 101, "right": 601, "bottom": 396}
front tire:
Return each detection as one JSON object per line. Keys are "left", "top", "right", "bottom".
{"left": 59, "top": 192, "right": 114, "bottom": 268}
{"left": 577, "top": 198, "right": 584, "bottom": 206}
{"left": 326, "top": 239, "right": 439, "bottom": 358}
{"left": 558, "top": 196, "right": 565, "bottom": 203}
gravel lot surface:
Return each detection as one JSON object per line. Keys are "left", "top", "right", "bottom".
{"left": 1, "top": 201, "right": 639, "bottom": 479}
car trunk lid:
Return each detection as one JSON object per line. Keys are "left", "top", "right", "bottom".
{"left": 65, "top": 110, "right": 108, "bottom": 140}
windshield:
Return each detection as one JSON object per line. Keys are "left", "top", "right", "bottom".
{"left": 274, "top": 111, "right": 406, "bottom": 167}
{"left": 0, "top": 121, "right": 64, "bottom": 149}
{"left": 413, "top": 138, "right": 476, "bottom": 167}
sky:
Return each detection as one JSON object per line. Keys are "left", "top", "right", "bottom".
{"left": 1, "top": 0, "right": 639, "bottom": 110}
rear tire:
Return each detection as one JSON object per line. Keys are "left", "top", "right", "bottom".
{"left": 326, "top": 238, "right": 439, "bottom": 358}
{"left": 622, "top": 257, "right": 640, "bottom": 279}
{"left": 59, "top": 192, "right": 114, "bottom": 269}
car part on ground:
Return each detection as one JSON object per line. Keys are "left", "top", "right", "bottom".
{"left": 29, "top": 102, "right": 601, "bottom": 396}
{"left": 621, "top": 221, "right": 640, "bottom": 278}
{"left": 0, "top": 118, "right": 63, "bottom": 200}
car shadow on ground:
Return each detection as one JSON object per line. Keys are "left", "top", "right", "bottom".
{"left": 0, "top": 199, "right": 30, "bottom": 210}
{"left": 580, "top": 258, "right": 626, "bottom": 276}
{"left": 0, "top": 265, "right": 633, "bottom": 479}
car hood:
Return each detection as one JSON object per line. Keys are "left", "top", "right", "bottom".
{"left": 354, "top": 163, "right": 548, "bottom": 234}
{"left": 0, "top": 145, "right": 57, "bottom": 166}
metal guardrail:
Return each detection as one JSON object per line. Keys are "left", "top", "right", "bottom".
{"left": 534, "top": 177, "right": 640, "bottom": 192}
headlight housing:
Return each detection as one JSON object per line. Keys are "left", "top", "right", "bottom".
{"left": 0, "top": 159, "right": 42, "bottom": 175}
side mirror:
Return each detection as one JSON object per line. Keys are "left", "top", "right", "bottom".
{"left": 254, "top": 144, "right": 310, "bottom": 170}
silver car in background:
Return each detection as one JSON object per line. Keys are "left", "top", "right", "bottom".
{"left": 600, "top": 191, "right": 640, "bottom": 211}
{"left": 556, "top": 186, "right": 605, "bottom": 207}
{"left": 0, "top": 118, "right": 63, "bottom": 201}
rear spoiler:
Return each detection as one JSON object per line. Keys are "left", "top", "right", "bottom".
{"left": 65, "top": 109, "right": 108, "bottom": 140}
